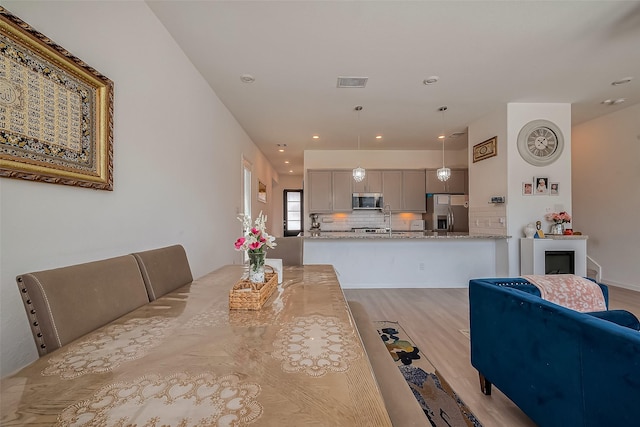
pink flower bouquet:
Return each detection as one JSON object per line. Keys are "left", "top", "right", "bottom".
{"left": 234, "top": 211, "right": 277, "bottom": 254}
{"left": 545, "top": 211, "right": 571, "bottom": 224}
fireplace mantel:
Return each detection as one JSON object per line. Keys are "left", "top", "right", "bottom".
{"left": 520, "top": 236, "right": 588, "bottom": 276}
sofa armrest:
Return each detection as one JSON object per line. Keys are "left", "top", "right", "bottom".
{"left": 585, "top": 309, "right": 640, "bottom": 330}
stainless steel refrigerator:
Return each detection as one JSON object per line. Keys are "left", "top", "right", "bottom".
{"left": 425, "top": 193, "right": 469, "bottom": 232}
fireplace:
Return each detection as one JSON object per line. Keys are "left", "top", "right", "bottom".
{"left": 520, "top": 236, "right": 587, "bottom": 276}
{"left": 545, "top": 250, "right": 575, "bottom": 274}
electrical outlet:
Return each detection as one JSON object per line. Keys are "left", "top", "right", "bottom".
{"left": 545, "top": 207, "right": 552, "bottom": 213}
{"left": 419, "top": 262, "right": 425, "bottom": 271}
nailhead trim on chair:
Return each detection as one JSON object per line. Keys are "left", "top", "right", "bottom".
{"left": 17, "top": 277, "right": 47, "bottom": 354}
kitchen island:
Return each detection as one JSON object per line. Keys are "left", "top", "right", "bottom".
{"left": 303, "top": 231, "right": 510, "bottom": 288}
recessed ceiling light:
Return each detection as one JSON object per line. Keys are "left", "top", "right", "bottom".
{"left": 423, "top": 76, "right": 439, "bottom": 85}
{"left": 284, "top": 160, "right": 290, "bottom": 164}
{"left": 312, "top": 135, "right": 319, "bottom": 139}
{"left": 438, "top": 135, "right": 445, "bottom": 139}
{"left": 376, "top": 135, "right": 382, "bottom": 139}
{"left": 601, "top": 98, "right": 626, "bottom": 105}
{"left": 289, "top": 170, "right": 293, "bottom": 173}
{"left": 240, "top": 74, "right": 255, "bottom": 83}
{"left": 611, "top": 77, "right": 633, "bottom": 86}
{"left": 278, "top": 149, "right": 285, "bottom": 152}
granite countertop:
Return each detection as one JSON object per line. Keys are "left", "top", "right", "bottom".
{"left": 302, "top": 231, "right": 510, "bottom": 240}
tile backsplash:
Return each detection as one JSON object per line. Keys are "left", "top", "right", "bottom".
{"left": 468, "top": 206, "right": 507, "bottom": 236}
{"left": 312, "top": 211, "right": 423, "bottom": 231}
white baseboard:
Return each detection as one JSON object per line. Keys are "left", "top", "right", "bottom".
{"left": 602, "top": 278, "right": 640, "bottom": 292}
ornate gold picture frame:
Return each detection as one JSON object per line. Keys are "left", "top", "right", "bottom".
{"left": 472, "top": 136, "right": 497, "bottom": 163}
{"left": 0, "top": 7, "right": 114, "bottom": 190}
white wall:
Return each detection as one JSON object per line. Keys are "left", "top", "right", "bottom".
{"left": 572, "top": 103, "right": 640, "bottom": 291}
{"left": 305, "top": 149, "right": 468, "bottom": 170}
{"left": 467, "top": 104, "right": 572, "bottom": 275}
{"left": 505, "top": 104, "right": 572, "bottom": 276}
{"left": 0, "top": 1, "right": 277, "bottom": 377}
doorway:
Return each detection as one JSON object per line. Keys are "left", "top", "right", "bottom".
{"left": 283, "top": 189, "right": 303, "bottom": 236}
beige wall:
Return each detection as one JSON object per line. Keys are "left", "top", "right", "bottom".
{"left": 0, "top": 1, "right": 278, "bottom": 377}
{"left": 572, "top": 103, "right": 640, "bottom": 290}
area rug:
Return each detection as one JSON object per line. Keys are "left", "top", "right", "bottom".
{"left": 374, "top": 321, "right": 482, "bottom": 427}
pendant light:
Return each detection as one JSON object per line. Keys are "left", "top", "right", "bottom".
{"left": 352, "top": 105, "right": 365, "bottom": 182}
{"left": 436, "top": 106, "right": 451, "bottom": 182}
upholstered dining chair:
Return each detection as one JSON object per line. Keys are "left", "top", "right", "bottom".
{"left": 132, "top": 244, "right": 193, "bottom": 301}
{"left": 16, "top": 255, "right": 150, "bottom": 356}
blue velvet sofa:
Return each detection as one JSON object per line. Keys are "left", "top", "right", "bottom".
{"left": 469, "top": 277, "right": 640, "bottom": 427}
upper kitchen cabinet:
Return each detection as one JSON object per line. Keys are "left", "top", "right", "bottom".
{"left": 402, "top": 170, "right": 427, "bottom": 212}
{"left": 308, "top": 170, "right": 333, "bottom": 213}
{"left": 382, "top": 170, "right": 402, "bottom": 210}
{"left": 307, "top": 169, "right": 353, "bottom": 213}
{"left": 426, "top": 168, "right": 468, "bottom": 194}
{"left": 332, "top": 170, "right": 353, "bottom": 212}
{"left": 352, "top": 170, "right": 382, "bottom": 193}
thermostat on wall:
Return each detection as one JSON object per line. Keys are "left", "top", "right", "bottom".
{"left": 490, "top": 196, "right": 506, "bottom": 204}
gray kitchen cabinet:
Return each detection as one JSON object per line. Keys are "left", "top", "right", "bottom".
{"left": 402, "top": 170, "right": 427, "bottom": 212}
{"left": 332, "top": 170, "right": 353, "bottom": 212}
{"left": 307, "top": 169, "right": 354, "bottom": 213}
{"left": 382, "top": 170, "right": 402, "bottom": 210}
{"left": 352, "top": 170, "right": 382, "bottom": 193}
{"left": 426, "top": 168, "right": 467, "bottom": 194}
{"left": 308, "top": 170, "right": 333, "bottom": 213}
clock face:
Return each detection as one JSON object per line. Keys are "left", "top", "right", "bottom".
{"left": 517, "top": 120, "right": 564, "bottom": 166}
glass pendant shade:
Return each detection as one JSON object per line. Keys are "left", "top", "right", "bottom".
{"left": 437, "top": 106, "right": 450, "bottom": 182}
{"left": 353, "top": 166, "right": 366, "bottom": 182}
{"left": 437, "top": 167, "right": 451, "bottom": 182}
{"left": 353, "top": 105, "right": 365, "bottom": 182}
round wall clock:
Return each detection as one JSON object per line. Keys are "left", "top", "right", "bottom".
{"left": 517, "top": 119, "right": 564, "bottom": 166}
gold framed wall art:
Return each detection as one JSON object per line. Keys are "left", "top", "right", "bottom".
{"left": 0, "top": 7, "right": 114, "bottom": 190}
{"left": 472, "top": 136, "right": 497, "bottom": 163}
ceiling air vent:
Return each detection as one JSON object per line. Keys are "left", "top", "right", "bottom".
{"left": 337, "top": 76, "right": 368, "bottom": 88}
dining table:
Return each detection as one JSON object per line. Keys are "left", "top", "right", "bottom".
{"left": 0, "top": 264, "right": 393, "bottom": 426}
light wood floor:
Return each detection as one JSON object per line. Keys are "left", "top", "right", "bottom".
{"left": 344, "top": 285, "right": 640, "bottom": 427}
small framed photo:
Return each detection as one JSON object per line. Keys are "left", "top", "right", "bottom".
{"left": 257, "top": 180, "right": 267, "bottom": 203}
{"left": 534, "top": 176, "right": 549, "bottom": 195}
{"left": 522, "top": 181, "right": 533, "bottom": 196}
{"left": 550, "top": 182, "right": 559, "bottom": 195}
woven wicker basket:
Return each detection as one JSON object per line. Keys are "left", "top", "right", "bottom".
{"left": 229, "top": 266, "right": 278, "bottom": 310}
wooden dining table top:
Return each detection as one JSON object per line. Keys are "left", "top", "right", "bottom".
{"left": 1, "top": 264, "right": 393, "bottom": 426}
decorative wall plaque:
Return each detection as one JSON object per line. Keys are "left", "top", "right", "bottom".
{"left": 472, "top": 136, "right": 497, "bottom": 163}
{"left": 0, "top": 7, "right": 113, "bottom": 190}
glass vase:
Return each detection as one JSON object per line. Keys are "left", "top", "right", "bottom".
{"left": 550, "top": 222, "right": 564, "bottom": 235}
{"left": 248, "top": 251, "right": 265, "bottom": 284}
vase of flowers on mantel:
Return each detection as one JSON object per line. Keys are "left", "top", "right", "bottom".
{"left": 545, "top": 211, "right": 571, "bottom": 235}
{"left": 234, "top": 211, "right": 277, "bottom": 284}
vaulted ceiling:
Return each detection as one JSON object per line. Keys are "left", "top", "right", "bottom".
{"left": 147, "top": 1, "right": 640, "bottom": 175}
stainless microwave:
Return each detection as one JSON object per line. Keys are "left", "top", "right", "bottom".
{"left": 352, "top": 193, "right": 383, "bottom": 210}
